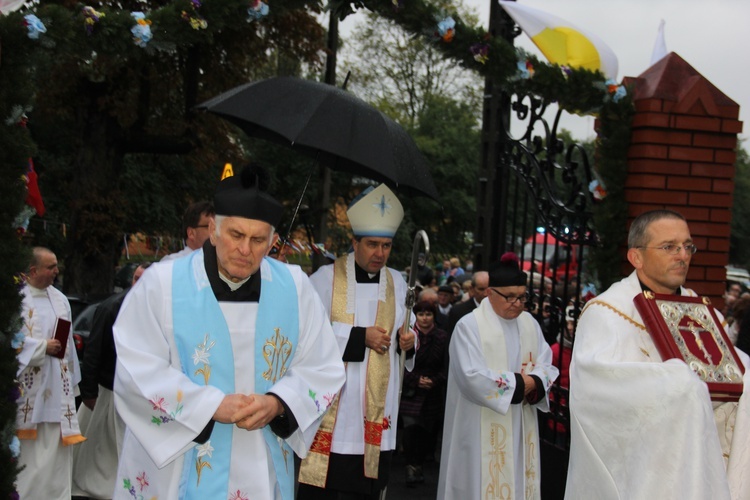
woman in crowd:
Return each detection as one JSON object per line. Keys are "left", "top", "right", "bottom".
{"left": 399, "top": 300, "right": 449, "bottom": 487}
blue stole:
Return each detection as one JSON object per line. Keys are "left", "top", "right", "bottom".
{"left": 172, "top": 251, "right": 299, "bottom": 500}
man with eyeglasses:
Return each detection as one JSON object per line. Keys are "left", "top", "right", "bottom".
{"left": 438, "top": 253, "right": 558, "bottom": 500}
{"left": 161, "top": 200, "right": 214, "bottom": 261}
{"left": 566, "top": 209, "right": 750, "bottom": 499}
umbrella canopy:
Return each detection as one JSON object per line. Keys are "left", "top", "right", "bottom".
{"left": 196, "top": 77, "right": 439, "bottom": 200}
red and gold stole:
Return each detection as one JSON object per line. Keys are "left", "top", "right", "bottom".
{"left": 299, "top": 254, "right": 395, "bottom": 486}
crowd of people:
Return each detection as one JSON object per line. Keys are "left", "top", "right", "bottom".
{"left": 13, "top": 168, "right": 750, "bottom": 500}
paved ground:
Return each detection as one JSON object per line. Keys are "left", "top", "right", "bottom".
{"left": 384, "top": 451, "right": 440, "bottom": 499}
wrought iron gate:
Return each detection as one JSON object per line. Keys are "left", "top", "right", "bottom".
{"left": 476, "top": 92, "right": 601, "bottom": 499}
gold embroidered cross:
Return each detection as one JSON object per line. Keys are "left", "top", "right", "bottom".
{"left": 263, "top": 328, "right": 292, "bottom": 383}
{"left": 21, "top": 399, "right": 33, "bottom": 423}
{"left": 64, "top": 404, "right": 75, "bottom": 427}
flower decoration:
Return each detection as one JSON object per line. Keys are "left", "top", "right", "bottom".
{"left": 516, "top": 59, "right": 534, "bottom": 79}
{"left": 82, "top": 6, "right": 105, "bottom": 35}
{"left": 470, "top": 42, "right": 489, "bottom": 64}
{"left": 10, "top": 332, "right": 25, "bottom": 351}
{"left": 130, "top": 12, "right": 152, "bottom": 48}
{"left": 247, "top": 0, "right": 269, "bottom": 22}
{"left": 182, "top": 0, "right": 208, "bottom": 30}
{"left": 436, "top": 16, "right": 455, "bottom": 42}
{"left": 595, "top": 79, "right": 627, "bottom": 103}
{"left": 9, "top": 436, "right": 20, "bottom": 458}
{"left": 589, "top": 179, "right": 607, "bottom": 201}
{"left": 23, "top": 14, "right": 46, "bottom": 40}
{"left": 560, "top": 65, "right": 573, "bottom": 79}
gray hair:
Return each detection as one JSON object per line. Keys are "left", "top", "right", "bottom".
{"left": 213, "top": 215, "right": 275, "bottom": 241}
{"left": 627, "top": 210, "right": 686, "bottom": 248}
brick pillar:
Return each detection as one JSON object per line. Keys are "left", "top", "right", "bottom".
{"left": 623, "top": 52, "right": 743, "bottom": 301}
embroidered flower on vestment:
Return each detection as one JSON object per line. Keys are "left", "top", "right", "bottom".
{"left": 309, "top": 388, "right": 336, "bottom": 414}
{"left": 150, "top": 391, "right": 183, "bottom": 425}
{"left": 135, "top": 471, "right": 149, "bottom": 491}
{"left": 229, "top": 490, "right": 249, "bottom": 500}
{"left": 488, "top": 373, "right": 512, "bottom": 399}
{"left": 196, "top": 441, "right": 214, "bottom": 458}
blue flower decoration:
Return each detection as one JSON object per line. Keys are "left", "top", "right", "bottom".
{"left": 247, "top": 0, "right": 269, "bottom": 21}
{"left": 516, "top": 60, "right": 534, "bottom": 79}
{"left": 10, "top": 436, "right": 20, "bottom": 458}
{"left": 131, "top": 12, "right": 152, "bottom": 48}
{"left": 24, "top": 14, "right": 47, "bottom": 40}
{"left": 11, "top": 332, "right": 25, "bottom": 350}
{"left": 596, "top": 79, "right": 627, "bottom": 103}
{"left": 436, "top": 16, "right": 455, "bottom": 42}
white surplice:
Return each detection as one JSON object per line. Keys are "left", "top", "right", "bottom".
{"left": 566, "top": 271, "right": 750, "bottom": 500}
{"left": 16, "top": 284, "right": 81, "bottom": 500}
{"left": 437, "top": 303, "right": 557, "bottom": 500}
{"left": 308, "top": 263, "right": 413, "bottom": 455}
{"left": 112, "top": 257, "right": 345, "bottom": 500}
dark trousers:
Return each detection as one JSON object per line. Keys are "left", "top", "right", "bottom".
{"left": 400, "top": 415, "right": 435, "bottom": 467}
{"left": 297, "top": 484, "right": 382, "bottom": 500}
{"left": 296, "top": 451, "right": 392, "bottom": 500}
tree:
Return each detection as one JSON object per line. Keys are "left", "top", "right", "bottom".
{"left": 730, "top": 141, "right": 750, "bottom": 268}
{"left": 10, "top": 0, "right": 328, "bottom": 296}
{"left": 336, "top": 11, "right": 482, "bottom": 268}
{"left": 340, "top": 9, "right": 481, "bottom": 129}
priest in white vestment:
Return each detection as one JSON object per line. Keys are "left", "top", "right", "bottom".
{"left": 112, "top": 164, "right": 345, "bottom": 500}
{"left": 298, "top": 184, "right": 417, "bottom": 499}
{"left": 438, "top": 253, "right": 558, "bottom": 500}
{"left": 567, "top": 209, "right": 750, "bottom": 500}
{"left": 16, "top": 247, "right": 85, "bottom": 500}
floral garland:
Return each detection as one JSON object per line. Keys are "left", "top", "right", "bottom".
{"left": 0, "top": 1, "right": 633, "bottom": 494}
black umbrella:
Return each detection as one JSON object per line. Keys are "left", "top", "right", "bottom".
{"left": 196, "top": 76, "right": 439, "bottom": 200}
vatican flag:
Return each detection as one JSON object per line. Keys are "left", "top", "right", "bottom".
{"left": 499, "top": 1, "right": 618, "bottom": 79}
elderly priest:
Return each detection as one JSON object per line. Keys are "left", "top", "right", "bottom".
{"left": 438, "top": 253, "right": 558, "bottom": 500}
{"left": 111, "top": 164, "right": 345, "bottom": 500}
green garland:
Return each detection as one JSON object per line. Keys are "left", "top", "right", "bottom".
{"left": 0, "top": 0, "right": 632, "bottom": 494}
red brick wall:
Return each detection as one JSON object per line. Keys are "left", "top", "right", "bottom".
{"left": 622, "top": 53, "right": 743, "bottom": 303}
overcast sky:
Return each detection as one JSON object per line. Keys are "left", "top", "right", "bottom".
{"left": 464, "top": 0, "right": 749, "bottom": 142}
{"left": 341, "top": 0, "right": 748, "bottom": 144}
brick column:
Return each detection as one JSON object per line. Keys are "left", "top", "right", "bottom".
{"left": 622, "top": 52, "right": 743, "bottom": 301}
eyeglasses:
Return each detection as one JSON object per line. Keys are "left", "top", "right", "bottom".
{"left": 489, "top": 289, "right": 529, "bottom": 304}
{"left": 637, "top": 244, "right": 698, "bottom": 256}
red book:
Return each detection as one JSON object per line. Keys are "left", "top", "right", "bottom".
{"left": 52, "top": 318, "right": 71, "bottom": 360}
{"left": 634, "top": 291, "right": 744, "bottom": 402}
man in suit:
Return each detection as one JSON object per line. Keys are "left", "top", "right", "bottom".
{"left": 446, "top": 271, "right": 489, "bottom": 336}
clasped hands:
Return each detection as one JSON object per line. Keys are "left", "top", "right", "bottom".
{"left": 213, "top": 393, "right": 283, "bottom": 431}
{"left": 365, "top": 325, "right": 416, "bottom": 355}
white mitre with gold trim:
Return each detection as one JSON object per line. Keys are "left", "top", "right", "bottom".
{"left": 347, "top": 184, "right": 404, "bottom": 238}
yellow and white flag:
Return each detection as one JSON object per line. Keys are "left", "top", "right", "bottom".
{"left": 499, "top": 1, "right": 618, "bottom": 79}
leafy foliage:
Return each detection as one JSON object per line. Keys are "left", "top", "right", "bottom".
{"left": 730, "top": 142, "right": 750, "bottom": 269}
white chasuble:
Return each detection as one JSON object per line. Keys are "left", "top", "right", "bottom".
{"left": 566, "top": 271, "right": 750, "bottom": 500}
{"left": 437, "top": 301, "right": 557, "bottom": 500}
{"left": 112, "top": 254, "right": 345, "bottom": 499}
